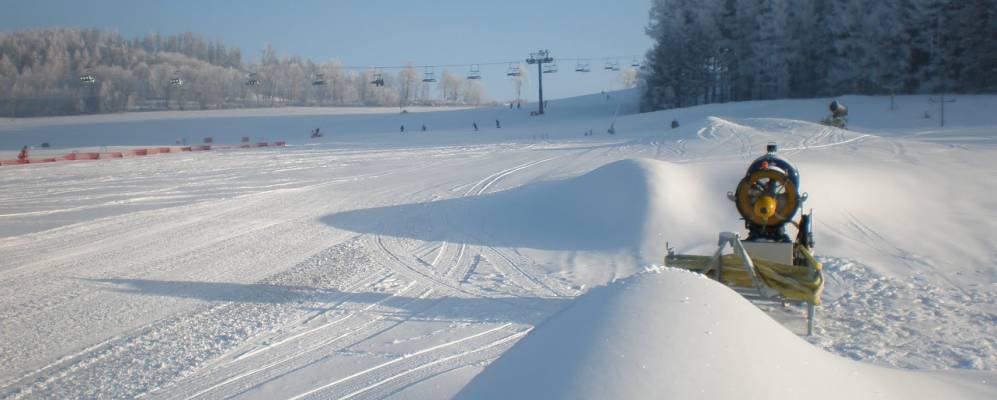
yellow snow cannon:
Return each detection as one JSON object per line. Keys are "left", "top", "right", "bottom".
{"left": 665, "top": 142, "right": 823, "bottom": 336}
{"left": 733, "top": 143, "right": 802, "bottom": 242}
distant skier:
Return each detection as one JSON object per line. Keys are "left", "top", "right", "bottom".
{"left": 400, "top": 125, "right": 405, "bottom": 133}
{"left": 495, "top": 119, "right": 501, "bottom": 129}
{"left": 421, "top": 124, "right": 427, "bottom": 132}
{"left": 607, "top": 123, "right": 615, "bottom": 135}
{"left": 516, "top": 102, "right": 521, "bottom": 109}
{"left": 16, "top": 146, "right": 28, "bottom": 161}
{"left": 473, "top": 122, "right": 478, "bottom": 132}
{"left": 671, "top": 119, "right": 679, "bottom": 129}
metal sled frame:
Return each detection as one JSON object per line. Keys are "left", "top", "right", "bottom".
{"left": 666, "top": 232, "right": 822, "bottom": 336}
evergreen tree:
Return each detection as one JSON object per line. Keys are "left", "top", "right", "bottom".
{"left": 640, "top": 0, "right": 996, "bottom": 111}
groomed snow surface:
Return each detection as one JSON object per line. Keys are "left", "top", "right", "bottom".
{"left": 0, "top": 91, "right": 994, "bottom": 399}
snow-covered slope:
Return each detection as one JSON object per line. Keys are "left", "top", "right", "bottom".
{"left": 323, "top": 158, "right": 726, "bottom": 254}
{"left": 457, "top": 268, "right": 995, "bottom": 400}
{"left": 0, "top": 89, "right": 994, "bottom": 399}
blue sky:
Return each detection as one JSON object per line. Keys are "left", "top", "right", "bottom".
{"left": 1, "top": 0, "right": 653, "bottom": 102}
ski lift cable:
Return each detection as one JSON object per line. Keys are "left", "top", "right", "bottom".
{"left": 331, "top": 55, "right": 642, "bottom": 71}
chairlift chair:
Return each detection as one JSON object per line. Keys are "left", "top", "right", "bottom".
{"left": 604, "top": 59, "right": 616, "bottom": 71}
{"left": 371, "top": 69, "right": 385, "bottom": 87}
{"left": 467, "top": 64, "right": 482, "bottom": 80}
{"left": 631, "top": 57, "right": 641, "bottom": 67}
{"left": 246, "top": 72, "right": 261, "bottom": 86}
{"left": 543, "top": 60, "right": 558, "bottom": 74}
{"left": 575, "top": 61, "right": 590, "bottom": 73}
{"left": 312, "top": 73, "right": 327, "bottom": 86}
{"left": 170, "top": 73, "right": 184, "bottom": 87}
{"left": 506, "top": 63, "right": 522, "bottom": 77}
{"left": 79, "top": 67, "right": 97, "bottom": 84}
{"left": 423, "top": 67, "right": 437, "bottom": 83}
{"left": 611, "top": 61, "right": 621, "bottom": 71}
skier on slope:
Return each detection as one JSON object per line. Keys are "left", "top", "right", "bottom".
{"left": 16, "top": 146, "right": 28, "bottom": 161}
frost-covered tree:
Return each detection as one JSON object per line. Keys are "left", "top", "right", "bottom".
{"left": 511, "top": 63, "right": 529, "bottom": 104}
{"left": 398, "top": 65, "right": 420, "bottom": 107}
{"left": 751, "top": 0, "right": 790, "bottom": 99}
{"left": 640, "top": 0, "right": 997, "bottom": 111}
{"left": 0, "top": 28, "right": 488, "bottom": 116}
{"left": 438, "top": 69, "right": 463, "bottom": 102}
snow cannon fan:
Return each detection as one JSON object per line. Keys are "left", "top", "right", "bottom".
{"left": 728, "top": 143, "right": 808, "bottom": 243}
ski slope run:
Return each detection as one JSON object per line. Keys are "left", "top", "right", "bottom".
{"left": 0, "top": 91, "right": 995, "bottom": 398}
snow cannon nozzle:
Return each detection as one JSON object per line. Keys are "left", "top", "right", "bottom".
{"left": 766, "top": 142, "right": 777, "bottom": 154}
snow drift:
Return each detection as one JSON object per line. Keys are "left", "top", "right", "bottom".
{"left": 323, "top": 158, "right": 737, "bottom": 259}
{"left": 456, "top": 269, "right": 995, "bottom": 400}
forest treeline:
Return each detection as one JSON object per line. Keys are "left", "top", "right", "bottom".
{"left": 640, "top": 0, "right": 997, "bottom": 111}
{"left": 0, "top": 28, "right": 488, "bottom": 117}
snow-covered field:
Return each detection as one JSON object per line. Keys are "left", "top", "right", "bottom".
{"left": 0, "top": 91, "right": 994, "bottom": 399}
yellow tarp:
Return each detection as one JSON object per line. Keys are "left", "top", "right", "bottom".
{"left": 665, "top": 247, "right": 823, "bottom": 305}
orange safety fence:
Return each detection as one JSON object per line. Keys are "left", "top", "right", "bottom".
{"left": 2, "top": 139, "right": 286, "bottom": 168}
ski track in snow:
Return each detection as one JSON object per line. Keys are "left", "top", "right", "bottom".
{"left": 1, "top": 92, "right": 995, "bottom": 398}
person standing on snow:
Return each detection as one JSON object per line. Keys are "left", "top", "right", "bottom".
{"left": 495, "top": 119, "right": 501, "bottom": 129}
{"left": 16, "top": 146, "right": 28, "bottom": 161}
{"left": 473, "top": 122, "right": 478, "bottom": 132}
